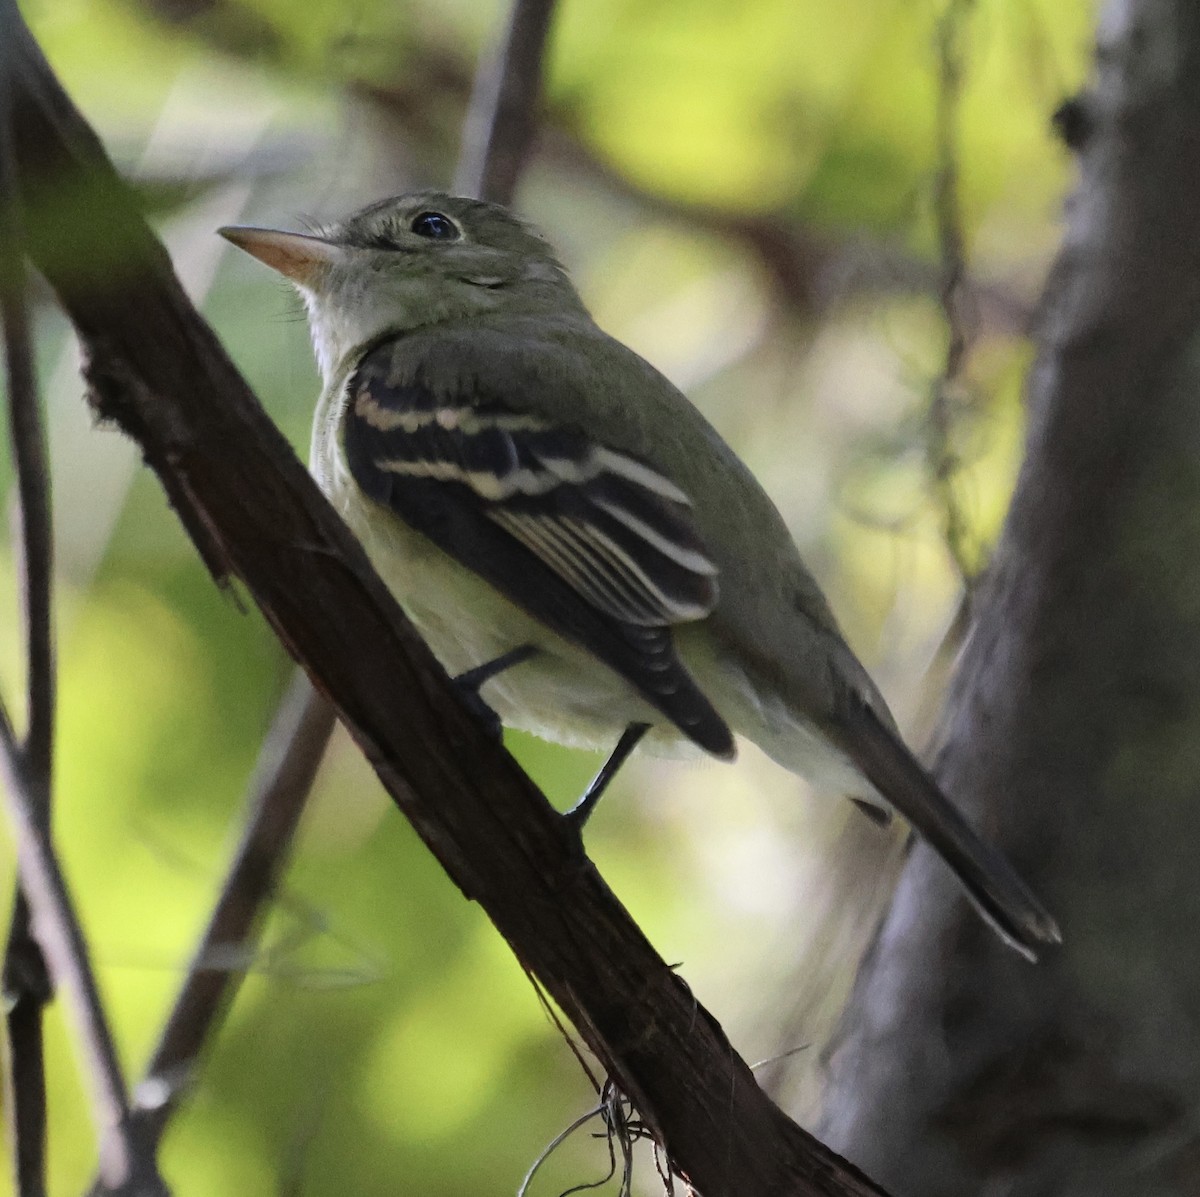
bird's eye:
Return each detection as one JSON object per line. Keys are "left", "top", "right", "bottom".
{"left": 410, "top": 211, "right": 459, "bottom": 241}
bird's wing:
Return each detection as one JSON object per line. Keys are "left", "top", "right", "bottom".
{"left": 341, "top": 338, "right": 735, "bottom": 757}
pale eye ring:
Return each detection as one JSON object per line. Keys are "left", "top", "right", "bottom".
{"left": 410, "top": 211, "right": 459, "bottom": 240}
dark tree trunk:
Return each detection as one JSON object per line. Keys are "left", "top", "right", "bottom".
{"left": 821, "top": 2, "right": 1200, "bottom": 1193}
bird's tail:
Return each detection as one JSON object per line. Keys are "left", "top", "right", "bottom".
{"left": 835, "top": 697, "right": 1061, "bottom": 960}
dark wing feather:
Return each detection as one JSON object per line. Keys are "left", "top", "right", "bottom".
{"left": 343, "top": 341, "right": 734, "bottom": 757}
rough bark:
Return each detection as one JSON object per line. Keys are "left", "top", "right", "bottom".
{"left": 822, "top": 2, "right": 1200, "bottom": 1193}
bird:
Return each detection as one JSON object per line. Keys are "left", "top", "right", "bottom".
{"left": 219, "top": 192, "right": 1060, "bottom": 960}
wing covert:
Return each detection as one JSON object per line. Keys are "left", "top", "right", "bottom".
{"left": 342, "top": 340, "right": 733, "bottom": 756}
{"left": 349, "top": 363, "right": 719, "bottom": 626}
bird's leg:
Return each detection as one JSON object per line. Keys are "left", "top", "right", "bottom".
{"left": 564, "top": 722, "right": 651, "bottom": 831}
{"left": 455, "top": 644, "right": 538, "bottom": 691}
{"left": 451, "top": 644, "right": 538, "bottom": 739}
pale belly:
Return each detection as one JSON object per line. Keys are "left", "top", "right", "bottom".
{"left": 339, "top": 486, "right": 689, "bottom": 754}
{"left": 326, "top": 458, "right": 881, "bottom": 801}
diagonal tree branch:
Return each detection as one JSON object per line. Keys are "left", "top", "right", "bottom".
{"left": 124, "top": 0, "right": 567, "bottom": 1159}
{"left": 6, "top": 3, "right": 890, "bottom": 1193}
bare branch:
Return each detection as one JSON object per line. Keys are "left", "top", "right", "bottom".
{"left": 453, "top": 0, "right": 558, "bottom": 204}
{"left": 5, "top": 6, "right": 889, "bottom": 1194}
{"left": 0, "top": 744, "right": 150, "bottom": 1189}
{"left": 5, "top": 265, "right": 53, "bottom": 802}
{"left": 2, "top": 974, "right": 48, "bottom": 1197}
{"left": 0, "top": 53, "right": 51, "bottom": 795}
{"left": 0, "top": 213, "right": 50, "bottom": 1197}
{"left": 0, "top": 39, "right": 51, "bottom": 1197}
{"left": 133, "top": 674, "right": 333, "bottom": 1146}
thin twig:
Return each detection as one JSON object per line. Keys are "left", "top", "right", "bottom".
{"left": 0, "top": 745, "right": 147, "bottom": 1189}
{"left": 0, "top": 0, "right": 16, "bottom": 778}
{"left": 0, "top": 27, "right": 165, "bottom": 1193}
{"left": 453, "top": 0, "right": 559, "bottom": 204}
{"left": 524, "top": 962, "right": 603, "bottom": 1095}
{"left": 928, "top": 0, "right": 981, "bottom": 592}
{"left": 3, "top": 978, "right": 48, "bottom": 1197}
{"left": 132, "top": 673, "right": 334, "bottom": 1149}
{"left": 0, "top": 52, "right": 52, "bottom": 1197}
{"left": 0, "top": 259, "right": 50, "bottom": 1197}
{"left": 7, "top": 296, "right": 53, "bottom": 819}
{"left": 0, "top": 16, "right": 53, "bottom": 810}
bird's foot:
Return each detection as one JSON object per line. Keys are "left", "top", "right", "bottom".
{"left": 563, "top": 723, "right": 651, "bottom": 839}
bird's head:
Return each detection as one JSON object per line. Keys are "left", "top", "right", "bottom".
{"left": 220, "top": 192, "right": 584, "bottom": 383}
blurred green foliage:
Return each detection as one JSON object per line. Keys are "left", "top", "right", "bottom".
{"left": 2, "top": 0, "right": 1091, "bottom": 1192}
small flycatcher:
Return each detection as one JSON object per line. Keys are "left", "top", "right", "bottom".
{"left": 221, "top": 193, "right": 1059, "bottom": 959}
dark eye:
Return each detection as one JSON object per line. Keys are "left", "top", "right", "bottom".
{"left": 410, "top": 211, "right": 459, "bottom": 240}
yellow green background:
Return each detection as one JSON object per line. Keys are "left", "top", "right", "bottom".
{"left": 2, "top": 0, "right": 1093, "bottom": 1191}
